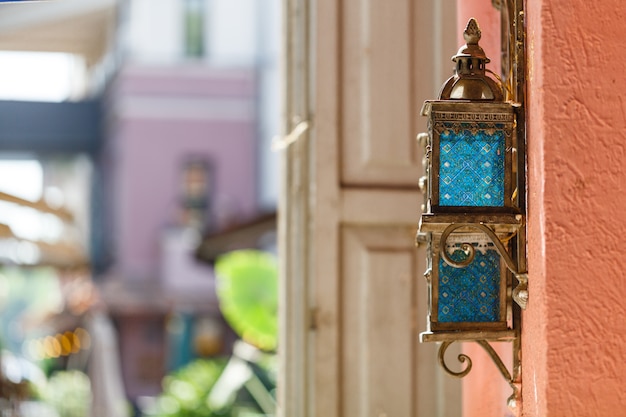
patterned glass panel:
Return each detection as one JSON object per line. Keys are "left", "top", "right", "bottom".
{"left": 438, "top": 246, "right": 501, "bottom": 323}
{"left": 439, "top": 125, "right": 505, "bottom": 206}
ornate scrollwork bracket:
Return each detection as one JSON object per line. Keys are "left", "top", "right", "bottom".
{"left": 439, "top": 223, "right": 528, "bottom": 309}
{"left": 439, "top": 339, "right": 520, "bottom": 410}
{"left": 435, "top": 221, "right": 524, "bottom": 411}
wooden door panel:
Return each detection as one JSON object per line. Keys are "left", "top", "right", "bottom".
{"left": 342, "top": 226, "right": 429, "bottom": 416}
{"left": 282, "top": 0, "right": 462, "bottom": 416}
{"left": 341, "top": 0, "right": 419, "bottom": 186}
{"left": 340, "top": 189, "right": 423, "bottom": 225}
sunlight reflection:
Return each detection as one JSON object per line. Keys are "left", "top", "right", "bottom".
{"left": 0, "top": 51, "right": 82, "bottom": 102}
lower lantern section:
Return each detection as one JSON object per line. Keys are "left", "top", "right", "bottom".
{"left": 430, "top": 232, "right": 509, "bottom": 332}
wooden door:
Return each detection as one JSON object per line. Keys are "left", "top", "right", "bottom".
{"left": 279, "top": 1, "right": 462, "bottom": 416}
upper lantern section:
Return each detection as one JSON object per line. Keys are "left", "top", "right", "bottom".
{"left": 438, "top": 18, "right": 504, "bottom": 101}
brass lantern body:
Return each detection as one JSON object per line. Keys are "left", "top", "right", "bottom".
{"left": 419, "top": 18, "right": 521, "bottom": 339}
{"left": 416, "top": 11, "right": 528, "bottom": 408}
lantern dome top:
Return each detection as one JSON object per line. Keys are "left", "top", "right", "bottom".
{"left": 438, "top": 18, "right": 504, "bottom": 101}
{"left": 453, "top": 18, "right": 489, "bottom": 63}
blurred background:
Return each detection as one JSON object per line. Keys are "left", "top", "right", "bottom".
{"left": 0, "top": 0, "right": 281, "bottom": 416}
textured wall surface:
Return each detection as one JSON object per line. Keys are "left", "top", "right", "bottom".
{"left": 525, "top": 1, "right": 626, "bottom": 416}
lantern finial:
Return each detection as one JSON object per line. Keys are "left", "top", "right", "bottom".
{"left": 463, "top": 18, "right": 481, "bottom": 44}
{"left": 452, "top": 18, "right": 488, "bottom": 64}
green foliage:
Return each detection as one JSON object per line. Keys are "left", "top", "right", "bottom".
{"left": 41, "top": 370, "right": 91, "bottom": 417}
{"left": 214, "top": 251, "right": 278, "bottom": 352}
{"left": 146, "top": 250, "right": 279, "bottom": 417}
{"left": 146, "top": 359, "right": 228, "bottom": 417}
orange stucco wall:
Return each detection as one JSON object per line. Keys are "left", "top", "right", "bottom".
{"left": 452, "top": 2, "right": 626, "bottom": 416}
{"left": 524, "top": 0, "right": 626, "bottom": 416}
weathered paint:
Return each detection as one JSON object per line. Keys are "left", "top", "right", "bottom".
{"left": 525, "top": 0, "right": 626, "bottom": 416}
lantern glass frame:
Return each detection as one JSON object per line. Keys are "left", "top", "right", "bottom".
{"left": 429, "top": 230, "right": 511, "bottom": 332}
{"left": 423, "top": 101, "right": 518, "bottom": 214}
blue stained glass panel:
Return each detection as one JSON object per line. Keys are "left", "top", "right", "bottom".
{"left": 438, "top": 249, "right": 501, "bottom": 323}
{"left": 439, "top": 127, "right": 505, "bottom": 206}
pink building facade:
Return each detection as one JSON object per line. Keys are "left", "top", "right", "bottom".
{"left": 100, "top": 64, "right": 258, "bottom": 400}
{"left": 107, "top": 65, "right": 257, "bottom": 281}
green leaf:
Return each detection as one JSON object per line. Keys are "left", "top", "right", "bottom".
{"left": 214, "top": 251, "right": 278, "bottom": 351}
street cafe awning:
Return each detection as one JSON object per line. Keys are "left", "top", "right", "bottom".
{"left": 0, "top": 0, "right": 117, "bottom": 65}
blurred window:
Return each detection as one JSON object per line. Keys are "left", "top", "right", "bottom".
{"left": 184, "top": 0, "right": 205, "bottom": 57}
{"left": 179, "top": 158, "right": 212, "bottom": 229}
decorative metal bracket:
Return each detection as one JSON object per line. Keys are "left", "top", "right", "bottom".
{"left": 440, "top": 223, "right": 528, "bottom": 309}
{"left": 435, "top": 221, "right": 525, "bottom": 410}
{"left": 438, "top": 338, "right": 521, "bottom": 410}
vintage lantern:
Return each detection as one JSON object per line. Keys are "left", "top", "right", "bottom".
{"left": 416, "top": 13, "right": 528, "bottom": 410}
{"left": 418, "top": 18, "right": 526, "bottom": 340}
